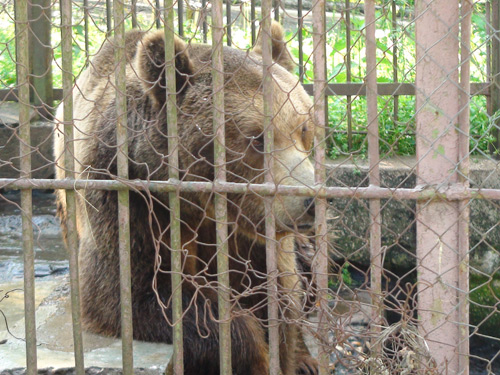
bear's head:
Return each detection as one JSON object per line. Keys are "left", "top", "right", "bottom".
{"left": 135, "top": 23, "right": 316, "bottom": 235}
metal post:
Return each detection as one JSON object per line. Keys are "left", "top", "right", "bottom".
{"left": 226, "top": 0, "right": 231, "bottom": 46}
{"left": 164, "top": 0, "right": 184, "bottom": 373}
{"left": 490, "top": 0, "right": 500, "bottom": 156}
{"left": 60, "top": 1, "right": 85, "bottom": 374}
{"left": 458, "top": 2, "right": 472, "bottom": 373}
{"left": 131, "top": 0, "right": 138, "bottom": 28}
{"left": 29, "top": 0, "right": 53, "bottom": 118}
{"left": 202, "top": 0, "right": 208, "bottom": 43}
{"left": 155, "top": 0, "right": 161, "bottom": 29}
{"left": 415, "top": 0, "right": 462, "bottom": 372}
{"left": 106, "top": 0, "right": 112, "bottom": 35}
{"left": 17, "top": 1, "right": 37, "bottom": 374}
{"left": 113, "top": 1, "right": 134, "bottom": 375}
{"left": 312, "top": 1, "right": 328, "bottom": 374}
{"left": 83, "top": 0, "right": 90, "bottom": 63}
{"left": 391, "top": 0, "right": 399, "bottom": 124}
{"left": 212, "top": 1, "right": 231, "bottom": 373}
{"left": 345, "top": 0, "right": 352, "bottom": 150}
{"left": 261, "top": 0, "right": 279, "bottom": 373}
{"left": 365, "top": 0, "right": 383, "bottom": 342}
{"left": 298, "top": 0, "right": 303, "bottom": 81}
{"left": 178, "top": 0, "right": 184, "bottom": 37}
{"left": 251, "top": 0, "right": 256, "bottom": 46}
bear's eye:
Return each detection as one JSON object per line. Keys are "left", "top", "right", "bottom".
{"left": 251, "top": 135, "right": 264, "bottom": 153}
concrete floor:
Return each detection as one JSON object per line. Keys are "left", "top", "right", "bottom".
{"left": 0, "top": 275, "right": 172, "bottom": 372}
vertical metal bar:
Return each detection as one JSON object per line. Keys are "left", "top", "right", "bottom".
{"left": 415, "top": 0, "right": 461, "bottom": 372}
{"left": 212, "top": 1, "right": 231, "bottom": 373}
{"left": 298, "top": 0, "right": 303, "bottom": 81}
{"left": 226, "top": 0, "right": 231, "bottom": 46}
{"left": 155, "top": 0, "right": 161, "bottom": 29}
{"left": 312, "top": 1, "right": 328, "bottom": 374}
{"left": 261, "top": 1, "right": 278, "bottom": 373}
{"left": 458, "top": 2, "right": 471, "bottom": 373}
{"left": 60, "top": 1, "right": 85, "bottom": 374}
{"left": 365, "top": 0, "right": 382, "bottom": 341}
{"left": 391, "top": 0, "right": 399, "bottom": 124}
{"left": 345, "top": 0, "right": 352, "bottom": 151}
{"left": 487, "top": 1, "right": 491, "bottom": 116}
{"left": 490, "top": 0, "right": 500, "bottom": 155}
{"left": 113, "top": 1, "right": 134, "bottom": 375}
{"left": 273, "top": 0, "right": 279, "bottom": 22}
{"left": 106, "top": 0, "right": 112, "bottom": 35}
{"left": 164, "top": 0, "right": 183, "bottom": 373}
{"left": 202, "top": 0, "right": 208, "bottom": 43}
{"left": 251, "top": 0, "right": 256, "bottom": 46}
{"left": 131, "top": 0, "right": 138, "bottom": 28}
{"left": 29, "top": 0, "right": 53, "bottom": 118}
{"left": 83, "top": 0, "right": 90, "bottom": 63}
{"left": 17, "top": 1, "right": 37, "bottom": 374}
{"left": 178, "top": 0, "right": 184, "bottom": 37}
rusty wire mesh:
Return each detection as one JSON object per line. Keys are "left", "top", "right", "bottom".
{"left": 0, "top": 1, "right": 499, "bottom": 375}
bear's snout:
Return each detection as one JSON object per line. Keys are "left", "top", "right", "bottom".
{"left": 304, "top": 198, "right": 315, "bottom": 217}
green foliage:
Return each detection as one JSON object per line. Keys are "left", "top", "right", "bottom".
{"left": 0, "top": 10, "right": 17, "bottom": 87}
{"left": 329, "top": 262, "right": 353, "bottom": 289}
{"left": 470, "top": 274, "right": 500, "bottom": 338}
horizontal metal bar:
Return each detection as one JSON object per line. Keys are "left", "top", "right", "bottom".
{"left": 303, "top": 82, "right": 489, "bottom": 96}
{"left": 0, "top": 82, "right": 490, "bottom": 102}
{"left": 2, "top": 178, "right": 500, "bottom": 200}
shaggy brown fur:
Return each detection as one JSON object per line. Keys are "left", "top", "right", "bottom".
{"left": 54, "top": 22, "right": 318, "bottom": 375}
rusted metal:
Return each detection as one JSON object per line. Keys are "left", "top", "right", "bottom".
{"left": 3, "top": 178, "right": 500, "bottom": 201}
{"left": 113, "top": 1, "right": 134, "bottom": 374}
{"left": 490, "top": 0, "right": 500, "bottom": 156}
{"left": 106, "top": 0, "right": 112, "bottom": 35}
{"left": 155, "top": 0, "right": 161, "bottom": 29}
{"left": 178, "top": 0, "right": 184, "bottom": 36}
{"left": 164, "top": 0, "right": 184, "bottom": 373}
{"left": 458, "top": 1, "right": 472, "bottom": 373}
{"left": 29, "top": 0, "right": 53, "bottom": 117}
{"left": 251, "top": 0, "right": 256, "bottom": 46}
{"left": 261, "top": 0, "right": 279, "bottom": 373}
{"left": 16, "top": 1, "right": 37, "bottom": 373}
{"left": 83, "top": 0, "right": 89, "bottom": 62}
{"left": 0, "top": 82, "right": 491, "bottom": 103}
{"left": 212, "top": 0, "right": 231, "bottom": 373}
{"left": 202, "top": 0, "right": 207, "bottom": 43}
{"left": 226, "top": 0, "right": 231, "bottom": 46}
{"left": 312, "top": 0, "right": 329, "bottom": 374}
{"left": 415, "top": 1, "right": 462, "bottom": 372}
{"left": 345, "top": 0, "right": 352, "bottom": 150}
{"left": 131, "top": 0, "right": 138, "bottom": 28}
{"left": 487, "top": 1, "right": 492, "bottom": 116}
{"left": 298, "top": 0, "right": 303, "bottom": 81}
{"left": 60, "top": 1, "right": 85, "bottom": 373}
{"left": 365, "top": 0, "right": 383, "bottom": 342}
{"left": 391, "top": 0, "right": 399, "bottom": 124}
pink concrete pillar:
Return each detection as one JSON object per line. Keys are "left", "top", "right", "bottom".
{"left": 415, "top": 0, "right": 467, "bottom": 373}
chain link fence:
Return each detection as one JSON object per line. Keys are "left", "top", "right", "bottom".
{"left": 0, "top": 0, "right": 499, "bottom": 374}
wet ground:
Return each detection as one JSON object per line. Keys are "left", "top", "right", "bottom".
{"left": 0, "top": 191, "right": 68, "bottom": 283}
{"left": 0, "top": 191, "right": 172, "bottom": 372}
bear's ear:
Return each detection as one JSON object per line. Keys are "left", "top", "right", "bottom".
{"left": 136, "top": 31, "right": 194, "bottom": 105}
{"left": 252, "top": 21, "right": 295, "bottom": 73}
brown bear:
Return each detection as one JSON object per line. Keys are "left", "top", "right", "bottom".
{"left": 54, "top": 22, "right": 318, "bottom": 375}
